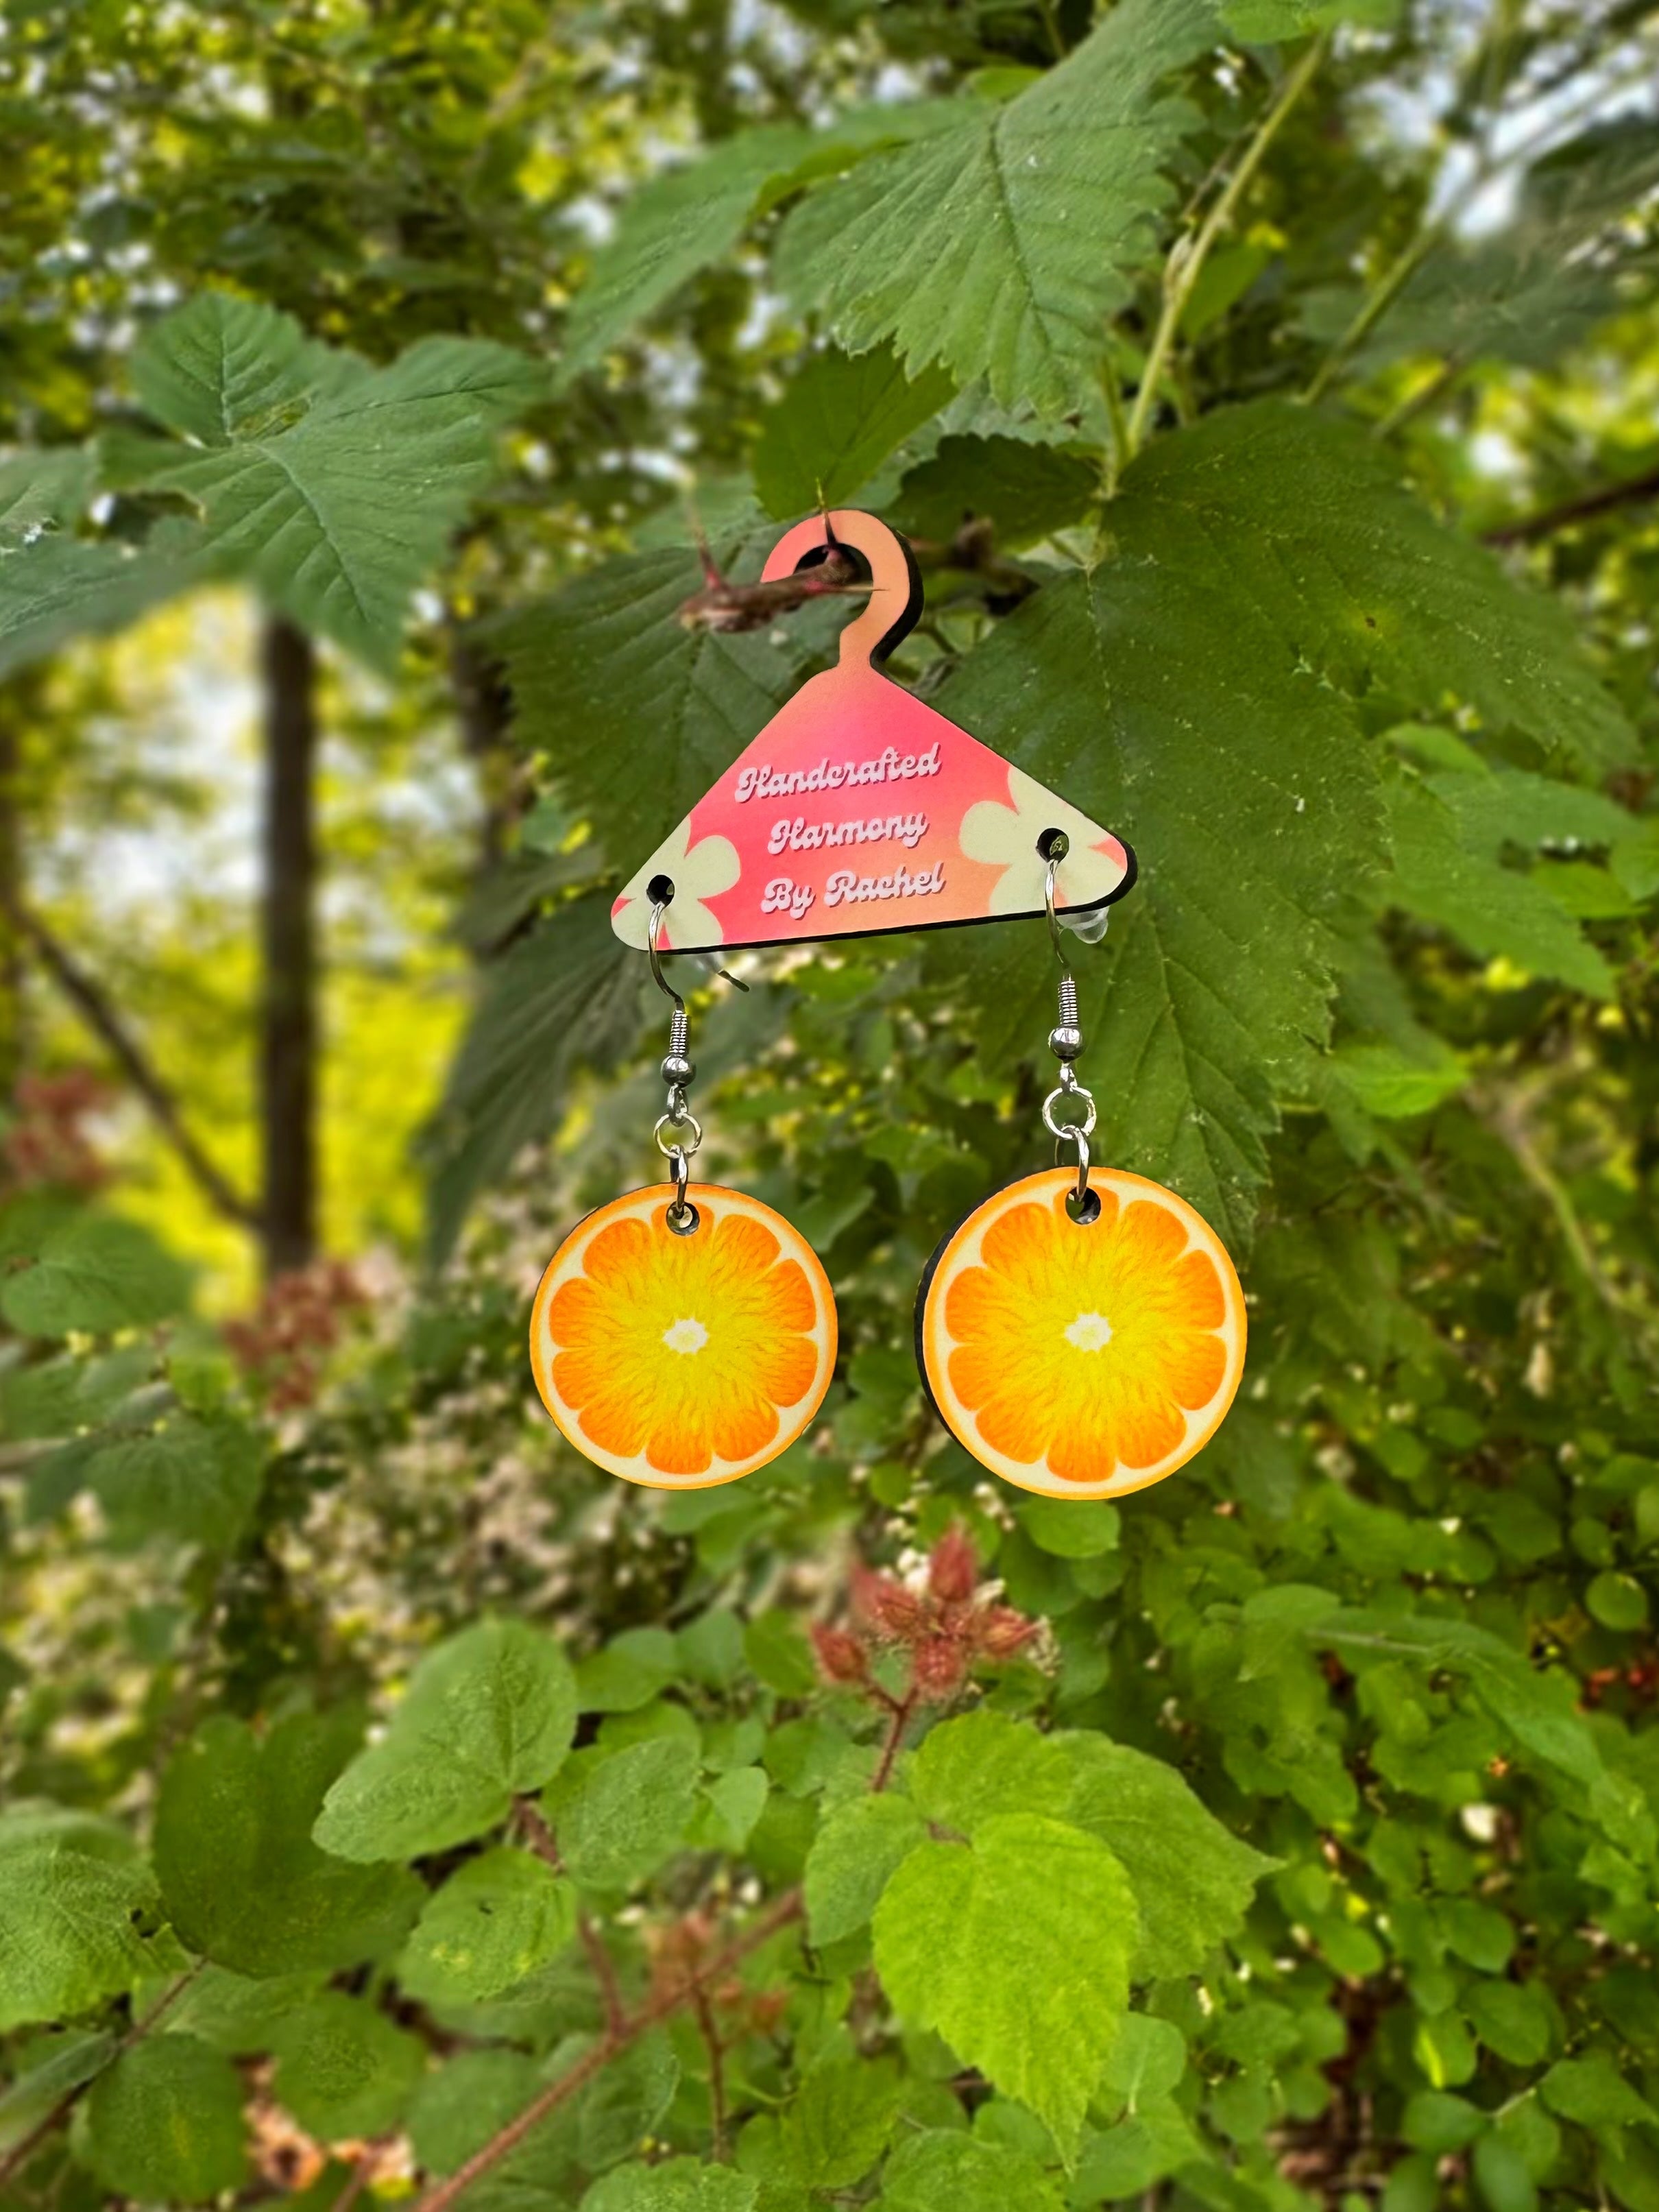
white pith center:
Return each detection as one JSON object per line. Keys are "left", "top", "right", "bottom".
{"left": 1065, "top": 1310, "right": 1114, "bottom": 1352}
{"left": 662, "top": 1316, "right": 709, "bottom": 1355}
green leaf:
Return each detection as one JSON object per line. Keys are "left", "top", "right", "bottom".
{"left": 909, "top": 1710, "right": 1073, "bottom": 1834}
{"left": 780, "top": 2048, "right": 902, "bottom": 2188}
{"left": 574, "top": 1627, "right": 683, "bottom": 1714}
{"left": 1387, "top": 778, "right": 1615, "bottom": 998}
{"left": 577, "top": 2030, "right": 680, "bottom": 2173}
{"left": 692, "top": 1765, "right": 771, "bottom": 1853}
{"left": 131, "top": 291, "right": 344, "bottom": 443}
{"left": 894, "top": 433, "right": 1100, "bottom": 551}
{"left": 1074, "top": 2100, "right": 1206, "bottom": 2199}
{"left": 110, "top": 295, "right": 540, "bottom": 668}
{"left": 562, "top": 126, "right": 816, "bottom": 375}
{"left": 269, "top": 1991, "right": 427, "bottom": 2140}
{"left": 873, "top": 1811, "right": 1137, "bottom": 2154}
{"left": 495, "top": 551, "right": 813, "bottom": 853}
{"left": 1018, "top": 1498, "right": 1121, "bottom": 1559}
{"left": 0, "top": 1345, "right": 154, "bottom": 1442}
{"left": 80, "top": 1412, "right": 265, "bottom": 1550}
{"left": 744, "top": 1614, "right": 819, "bottom": 1698}
{"left": 0, "top": 1210, "right": 191, "bottom": 1336}
{"left": 0, "top": 1843, "right": 168, "bottom": 2032}
{"left": 407, "top": 2047, "right": 540, "bottom": 2176}
{"left": 1540, "top": 2054, "right": 1658, "bottom": 2132}
{"left": 0, "top": 2032, "right": 116, "bottom": 2150}
{"left": 583, "top": 2157, "right": 760, "bottom": 2212}
{"left": 1058, "top": 1735, "right": 1275, "bottom": 1979}
{"left": 753, "top": 348, "right": 955, "bottom": 520}
{"left": 424, "top": 885, "right": 647, "bottom": 1260}
{"left": 398, "top": 1849, "right": 576, "bottom": 2004}
{"left": 540, "top": 1736, "right": 701, "bottom": 1887}
{"left": 313, "top": 1620, "right": 577, "bottom": 1862}
{"left": 803, "top": 1793, "right": 928, "bottom": 1947}
{"left": 0, "top": 461, "right": 180, "bottom": 681}
{"left": 932, "top": 398, "right": 1627, "bottom": 1240}
{"left": 1098, "top": 2015, "right": 1189, "bottom": 2108}
{"left": 877, "top": 2128, "right": 1065, "bottom": 2212}
{"left": 777, "top": 0, "right": 1217, "bottom": 418}
{"left": 156, "top": 1714, "right": 423, "bottom": 1977}
{"left": 559, "top": 106, "right": 961, "bottom": 375}
{"left": 79, "top": 2036, "right": 248, "bottom": 2202}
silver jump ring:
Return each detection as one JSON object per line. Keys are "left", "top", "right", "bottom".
{"left": 664, "top": 1144, "right": 700, "bottom": 1235}
{"left": 1041, "top": 1084, "right": 1096, "bottom": 1142}
{"left": 654, "top": 1108, "right": 703, "bottom": 1158}
{"left": 1052, "top": 1122, "right": 1092, "bottom": 1204}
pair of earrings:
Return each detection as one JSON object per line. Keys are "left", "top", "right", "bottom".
{"left": 528, "top": 509, "right": 1246, "bottom": 1503}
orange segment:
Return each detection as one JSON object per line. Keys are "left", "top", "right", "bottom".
{"left": 917, "top": 1168, "right": 1246, "bottom": 1500}
{"left": 529, "top": 1184, "right": 837, "bottom": 1489}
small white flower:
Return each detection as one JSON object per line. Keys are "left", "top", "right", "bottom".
{"left": 958, "top": 767, "right": 1128, "bottom": 916}
{"left": 611, "top": 817, "right": 740, "bottom": 950}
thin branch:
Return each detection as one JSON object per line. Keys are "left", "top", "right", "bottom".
{"left": 580, "top": 1914, "right": 627, "bottom": 2039}
{"left": 1126, "top": 34, "right": 1327, "bottom": 456}
{"left": 1482, "top": 464, "right": 1659, "bottom": 546}
{"left": 873, "top": 1687, "right": 918, "bottom": 1794}
{"left": 4, "top": 894, "right": 258, "bottom": 1231}
{"left": 0, "top": 1959, "right": 206, "bottom": 2191}
{"left": 512, "top": 1794, "right": 564, "bottom": 1871}
{"left": 689, "top": 1980, "right": 729, "bottom": 2160}
{"left": 408, "top": 1889, "right": 804, "bottom": 2212}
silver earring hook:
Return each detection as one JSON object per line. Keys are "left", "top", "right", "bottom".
{"left": 1043, "top": 832, "right": 1072, "bottom": 974}
{"left": 647, "top": 895, "right": 683, "bottom": 1013}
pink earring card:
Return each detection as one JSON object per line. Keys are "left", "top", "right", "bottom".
{"left": 611, "top": 510, "right": 1135, "bottom": 954}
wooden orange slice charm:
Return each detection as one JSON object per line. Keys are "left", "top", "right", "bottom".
{"left": 530, "top": 1183, "right": 836, "bottom": 1489}
{"left": 917, "top": 1168, "right": 1246, "bottom": 1500}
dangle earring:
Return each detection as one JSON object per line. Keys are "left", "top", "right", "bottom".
{"left": 916, "top": 834, "right": 1247, "bottom": 1501}
{"left": 528, "top": 890, "right": 836, "bottom": 1489}
{"left": 532, "top": 502, "right": 1249, "bottom": 1498}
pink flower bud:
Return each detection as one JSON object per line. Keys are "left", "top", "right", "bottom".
{"left": 976, "top": 1605, "right": 1039, "bottom": 1659}
{"left": 912, "top": 1635, "right": 969, "bottom": 1701}
{"left": 810, "top": 1624, "right": 869, "bottom": 1685}
{"left": 928, "top": 1525, "right": 978, "bottom": 1605}
{"left": 850, "top": 1565, "right": 924, "bottom": 1641}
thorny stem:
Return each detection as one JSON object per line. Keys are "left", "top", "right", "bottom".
{"left": 580, "top": 1914, "right": 627, "bottom": 2039}
{"left": 515, "top": 1796, "right": 625, "bottom": 2036}
{"left": 1126, "top": 34, "right": 1327, "bottom": 456}
{"left": 690, "top": 1982, "right": 729, "bottom": 2159}
{"left": 408, "top": 1889, "right": 806, "bottom": 2212}
{"left": 0, "top": 1958, "right": 206, "bottom": 2191}
{"left": 873, "top": 1686, "right": 919, "bottom": 1794}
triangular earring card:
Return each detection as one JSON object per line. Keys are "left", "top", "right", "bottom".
{"left": 611, "top": 509, "right": 1136, "bottom": 954}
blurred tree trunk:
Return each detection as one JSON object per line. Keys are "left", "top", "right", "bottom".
{"left": 259, "top": 614, "right": 318, "bottom": 1276}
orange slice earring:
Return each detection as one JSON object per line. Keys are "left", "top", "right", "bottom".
{"left": 917, "top": 834, "right": 1246, "bottom": 1500}
{"left": 529, "top": 890, "right": 836, "bottom": 1489}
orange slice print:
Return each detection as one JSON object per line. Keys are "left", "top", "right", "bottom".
{"left": 918, "top": 1168, "right": 1246, "bottom": 1500}
{"left": 530, "top": 1184, "right": 837, "bottom": 1489}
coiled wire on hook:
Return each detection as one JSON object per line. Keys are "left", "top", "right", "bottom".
{"left": 648, "top": 894, "right": 702, "bottom": 1232}
{"left": 1038, "top": 834, "right": 1100, "bottom": 1221}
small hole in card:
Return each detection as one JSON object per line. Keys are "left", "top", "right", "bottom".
{"left": 647, "top": 874, "right": 676, "bottom": 906}
{"left": 666, "top": 1201, "right": 701, "bottom": 1237}
{"left": 1037, "top": 827, "right": 1070, "bottom": 862}
{"left": 1065, "top": 1188, "right": 1102, "bottom": 1227}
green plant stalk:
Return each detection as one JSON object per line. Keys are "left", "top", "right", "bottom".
{"left": 1126, "top": 34, "right": 1327, "bottom": 457}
